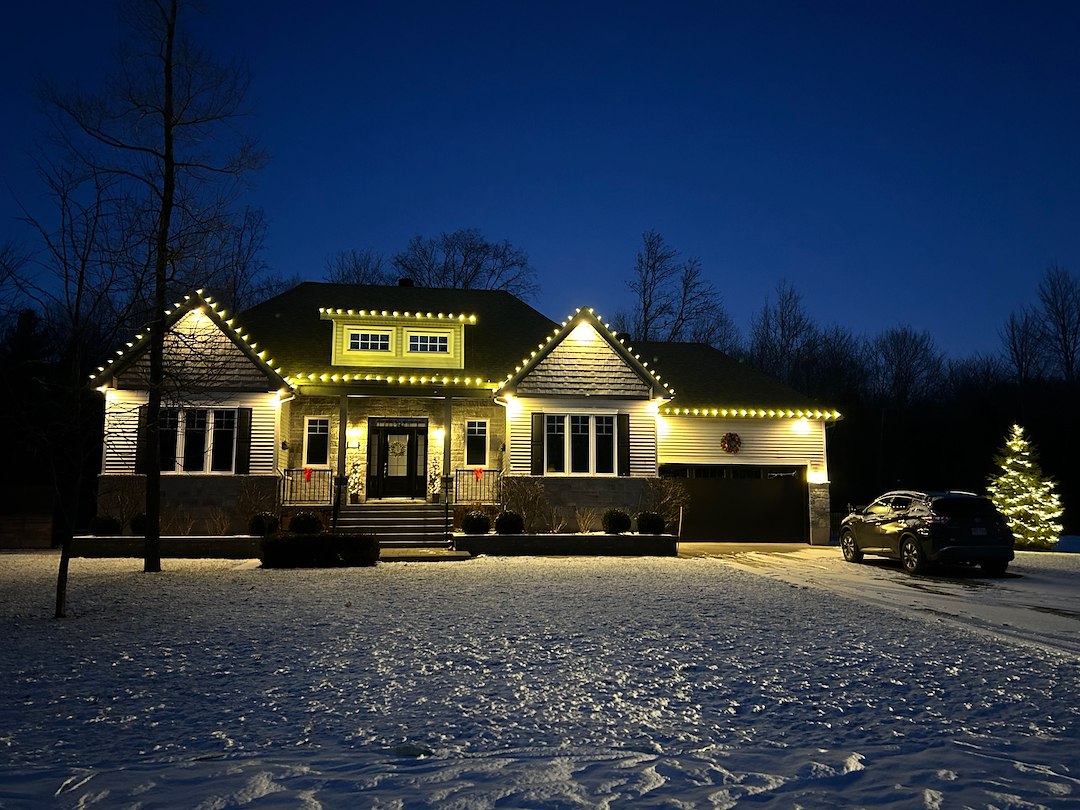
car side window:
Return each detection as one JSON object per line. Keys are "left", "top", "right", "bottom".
{"left": 866, "top": 499, "right": 891, "bottom": 516}
{"left": 891, "top": 497, "right": 912, "bottom": 512}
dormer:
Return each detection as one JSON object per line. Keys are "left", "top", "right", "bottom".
{"left": 320, "top": 307, "right": 477, "bottom": 370}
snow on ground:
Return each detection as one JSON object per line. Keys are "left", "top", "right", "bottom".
{"left": 1, "top": 549, "right": 1078, "bottom": 809}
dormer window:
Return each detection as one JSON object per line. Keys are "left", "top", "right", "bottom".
{"left": 409, "top": 334, "right": 449, "bottom": 353}
{"left": 349, "top": 331, "right": 391, "bottom": 352}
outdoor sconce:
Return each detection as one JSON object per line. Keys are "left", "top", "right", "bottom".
{"left": 281, "top": 440, "right": 289, "bottom": 451}
{"left": 345, "top": 426, "right": 363, "bottom": 449}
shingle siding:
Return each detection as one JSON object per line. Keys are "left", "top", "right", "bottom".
{"left": 516, "top": 327, "right": 651, "bottom": 398}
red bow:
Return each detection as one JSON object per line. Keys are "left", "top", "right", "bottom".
{"left": 474, "top": 467, "right": 483, "bottom": 481}
{"left": 304, "top": 467, "right": 312, "bottom": 482}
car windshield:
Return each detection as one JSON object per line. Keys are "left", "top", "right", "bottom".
{"left": 931, "top": 497, "right": 998, "bottom": 520}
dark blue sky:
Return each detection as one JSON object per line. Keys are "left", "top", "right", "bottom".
{"left": 4, "top": 1, "right": 1079, "bottom": 358}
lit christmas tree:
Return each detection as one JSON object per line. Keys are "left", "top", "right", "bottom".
{"left": 987, "top": 424, "right": 1063, "bottom": 550}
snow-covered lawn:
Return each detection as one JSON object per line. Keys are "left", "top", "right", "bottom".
{"left": 1, "top": 549, "right": 1078, "bottom": 808}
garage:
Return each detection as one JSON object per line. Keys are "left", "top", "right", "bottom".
{"left": 661, "top": 464, "right": 809, "bottom": 542}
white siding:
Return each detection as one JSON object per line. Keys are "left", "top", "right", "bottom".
{"left": 506, "top": 397, "right": 657, "bottom": 477}
{"left": 101, "top": 390, "right": 280, "bottom": 475}
{"left": 658, "top": 416, "right": 827, "bottom": 471}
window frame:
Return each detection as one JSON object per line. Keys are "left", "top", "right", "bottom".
{"left": 159, "top": 407, "right": 238, "bottom": 475}
{"left": 345, "top": 328, "right": 393, "bottom": 354}
{"left": 303, "top": 416, "right": 332, "bottom": 468}
{"left": 543, "top": 413, "right": 618, "bottom": 476}
{"left": 465, "top": 419, "right": 488, "bottom": 467}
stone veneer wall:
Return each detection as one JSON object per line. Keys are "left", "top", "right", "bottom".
{"left": 96, "top": 474, "right": 278, "bottom": 535}
{"left": 499, "top": 476, "right": 650, "bottom": 532}
{"left": 809, "top": 482, "right": 831, "bottom": 545}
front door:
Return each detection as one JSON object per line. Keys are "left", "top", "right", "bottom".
{"left": 366, "top": 418, "right": 428, "bottom": 499}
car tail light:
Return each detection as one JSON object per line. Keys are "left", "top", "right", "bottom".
{"left": 926, "top": 513, "right": 950, "bottom": 524}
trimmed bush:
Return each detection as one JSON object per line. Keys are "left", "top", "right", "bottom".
{"left": 494, "top": 510, "right": 525, "bottom": 534}
{"left": 602, "top": 508, "right": 632, "bottom": 534}
{"left": 636, "top": 511, "right": 666, "bottom": 534}
{"left": 259, "top": 532, "right": 379, "bottom": 568}
{"left": 462, "top": 510, "right": 492, "bottom": 534}
{"left": 89, "top": 515, "right": 122, "bottom": 536}
{"left": 337, "top": 534, "right": 380, "bottom": 567}
{"left": 248, "top": 512, "right": 280, "bottom": 536}
{"left": 130, "top": 513, "right": 147, "bottom": 535}
{"left": 288, "top": 511, "right": 324, "bottom": 534}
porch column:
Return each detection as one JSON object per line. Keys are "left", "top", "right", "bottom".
{"left": 443, "top": 396, "right": 453, "bottom": 500}
{"left": 335, "top": 396, "right": 348, "bottom": 518}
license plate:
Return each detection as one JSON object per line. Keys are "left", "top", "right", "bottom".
{"left": 971, "top": 527, "right": 987, "bottom": 536}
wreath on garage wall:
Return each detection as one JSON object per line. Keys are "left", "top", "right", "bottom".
{"left": 720, "top": 432, "right": 742, "bottom": 454}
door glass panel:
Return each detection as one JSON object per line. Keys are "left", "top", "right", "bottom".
{"left": 387, "top": 433, "right": 409, "bottom": 477}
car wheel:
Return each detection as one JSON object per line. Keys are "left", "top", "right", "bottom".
{"left": 840, "top": 531, "right": 863, "bottom": 563}
{"left": 980, "top": 560, "right": 1008, "bottom": 577}
{"left": 900, "top": 537, "right": 926, "bottom": 574}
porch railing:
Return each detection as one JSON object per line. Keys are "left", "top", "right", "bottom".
{"left": 281, "top": 468, "right": 335, "bottom": 506}
{"left": 454, "top": 468, "right": 501, "bottom": 505}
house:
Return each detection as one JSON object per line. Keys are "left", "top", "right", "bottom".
{"left": 90, "top": 281, "right": 840, "bottom": 543}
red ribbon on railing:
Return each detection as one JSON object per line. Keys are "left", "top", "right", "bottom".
{"left": 304, "top": 467, "right": 312, "bottom": 482}
{"left": 474, "top": 467, "right": 483, "bottom": 481}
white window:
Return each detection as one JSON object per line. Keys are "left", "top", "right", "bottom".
{"left": 159, "top": 408, "right": 237, "bottom": 474}
{"left": 349, "top": 331, "right": 391, "bottom": 352}
{"left": 304, "top": 417, "right": 331, "bottom": 466}
{"left": 408, "top": 333, "right": 449, "bottom": 353}
{"left": 466, "top": 420, "right": 488, "bottom": 466}
{"left": 544, "top": 414, "right": 615, "bottom": 475}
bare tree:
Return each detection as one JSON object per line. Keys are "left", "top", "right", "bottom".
{"left": 1037, "top": 264, "right": 1080, "bottom": 383}
{"left": 393, "top": 228, "right": 539, "bottom": 299}
{"left": 615, "top": 230, "right": 738, "bottom": 349}
{"left": 866, "top": 325, "right": 944, "bottom": 406}
{"left": 324, "top": 248, "right": 392, "bottom": 285}
{"left": 1000, "top": 307, "right": 1046, "bottom": 386}
{"left": 40, "top": 0, "right": 264, "bottom": 594}
{"left": 747, "top": 280, "right": 817, "bottom": 385}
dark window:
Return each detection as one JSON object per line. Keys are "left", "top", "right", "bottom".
{"left": 409, "top": 334, "right": 448, "bottom": 353}
{"left": 570, "top": 415, "right": 590, "bottom": 473}
{"left": 182, "top": 409, "right": 208, "bottom": 472}
{"left": 350, "top": 332, "right": 390, "bottom": 351}
{"left": 211, "top": 409, "right": 236, "bottom": 471}
{"left": 466, "top": 420, "right": 487, "bottom": 466}
{"left": 595, "top": 415, "right": 615, "bottom": 474}
{"left": 159, "top": 409, "right": 179, "bottom": 471}
{"left": 545, "top": 415, "right": 565, "bottom": 473}
{"left": 306, "top": 418, "right": 330, "bottom": 466}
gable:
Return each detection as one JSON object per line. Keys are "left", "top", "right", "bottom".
{"left": 112, "top": 309, "right": 279, "bottom": 393}
{"left": 515, "top": 322, "right": 651, "bottom": 398}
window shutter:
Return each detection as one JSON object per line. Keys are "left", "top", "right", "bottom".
{"left": 617, "top": 413, "right": 630, "bottom": 476}
{"left": 530, "top": 412, "right": 544, "bottom": 475}
{"left": 134, "top": 405, "right": 149, "bottom": 474}
{"left": 235, "top": 407, "right": 252, "bottom": 474}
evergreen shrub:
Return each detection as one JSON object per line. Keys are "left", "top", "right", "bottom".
{"left": 462, "top": 510, "right": 492, "bottom": 534}
{"left": 602, "top": 508, "right": 631, "bottom": 534}
{"left": 494, "top": 510, "right": 525, "bottom": 534}
{"left": 636, "top": 511, "right": 666, "bottom": 534}
{"left": 288, "top": 511, "right": 324, "bottom": 534}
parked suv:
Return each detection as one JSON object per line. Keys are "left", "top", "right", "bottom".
{"left": 839, "top": 490, "right": 1014, "bottom": 576}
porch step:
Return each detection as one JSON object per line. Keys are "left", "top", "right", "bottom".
{"left": 335, "top": 502, "right": 452, "bottom": 548}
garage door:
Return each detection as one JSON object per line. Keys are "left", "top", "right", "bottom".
{"left": 662, "top": 465, "right": 808, "bottom": 542}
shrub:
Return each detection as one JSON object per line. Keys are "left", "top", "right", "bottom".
{"left": 337, "top": 534, "right": 380, "bottom": 567}
{"left": 248, "top": 512, "right": 280, "bottom": 536}
{"left": 259, "top": 532, "right": 379, "bottom": 568}
{"left": 602, "top": 508, "right": 631, "bottom": 534}
{"left": 636, "top": 511, "right": 666, "bottom": 534}
{"left": 288, "top": 511, "right": 324, "bottom": 534}
{"left": 89, "top": 515, "right": 122, "bottom": 536}
{"left": 494, "top": 510, "right": 525, "bottom": 534}
{"left": 461, "top": 510, "right": 491, "bottom": 534}
{"left": 130, "top": 513, "right": 147, "bottom": 535}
